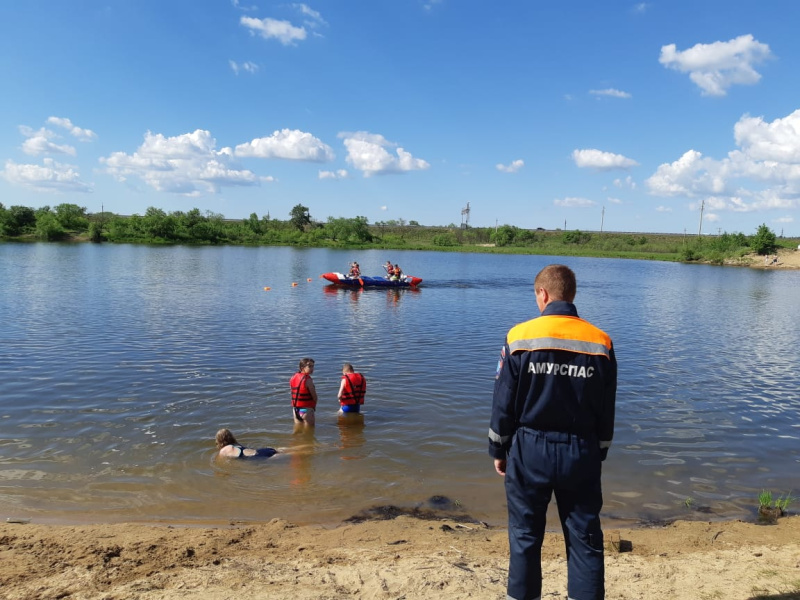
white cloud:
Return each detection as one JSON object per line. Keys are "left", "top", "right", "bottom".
{"left": 572, "top": 149, "right": 639, "bottom": 170}
{"left": 229, "top": 60, "right": 259, "bottom": 75}
{"left": 734, "top": 109, "right": 800, "bottom": 163}
{"left": 655, "top": 205, "right": 672, "bottom": 212}
{"left": 659, "top": 34, "right": 771, "bottom": 96}
{"left": 633, "top": 3, "right": 649, "bottom": 14}
{"left": 235, "top": 129, "right": 334, "bottom": 162}
{"left": 339, "top": 131, "right": 430, "bottom": 177}
{"left": 19, "top": 126, "right": 76, "bottom": 156}
{"left": 774, "top": 216, "right": 794, "bottom": 223}
{"left": 380, "top": 205, "right": 388, "bottom": 211}
{"left": 294, "top": 4, "right": 326, "bottom": 27}
{"left": 589, "top": 88, "right": 632, "bottom": 99}
{"left": 613, "top": 175, "right": 637, "bottom": 189}
{"left": 646, "top": 109, "right": 800, "bottom": 214}
{"left": 646, "top": 150, "right": 725, "bottom": 197}
{"left": 607, "top": 197, "right": 623, "bottom": 205}
{"left": 231, "top": 0, "right": 258, "bottom": 11}
{"left": 100, "top": 129, "right": 261, "bottom": 195}
{"left": 319, "top": 169, "right": 348, "bottom": 179}
{"left": 46, "top": 117, "right": 97, "bottom": 141}
{"left": 240, "top": 16, "right": 306, "bottom": 45}
{"left": 496, "top": 159, "right": 524, "bottom": 173}
{"left": 2, "top": 158, "right": 92, "bottom": 193}
{"left": 554, "top": 197, "right": 596, "bottom": 208}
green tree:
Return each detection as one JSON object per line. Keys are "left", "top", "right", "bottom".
{"left": 245, "top": 212, "right": 263, "bottom": 235}
{"left": 142, "top": 207, "right": 176, "bottom": 240}
{"left": 492, "top": 225, "right": 516, "bottom": 247}
{"left": 325, "top": 216, "right": 372, "bottom": 243}
{"left": 54, "top": 203, "right": 89, "bottom": 230}
{"left": 289, "top": 204, "right": 312, "bottom": 231}
{"left": 35, "top": 211, "right": 66, "bottom": 240}
{"left": 1, "top": 205, "right": 36, "bottom": 235}
{"left": 751, "top": 224, "right": 777, "bottom": 255}
{"left": 88, "top": 221, "right": 104, "bottom": 242}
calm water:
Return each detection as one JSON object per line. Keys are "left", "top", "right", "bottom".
{"left": 1, "top": 243, "right": 799, "bottom": 527}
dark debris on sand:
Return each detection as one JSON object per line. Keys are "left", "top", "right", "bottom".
{"left": 344, "top": 495, "right": 484, "bottom": 525}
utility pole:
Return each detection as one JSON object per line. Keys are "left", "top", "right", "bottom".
{"left": 600, "top": 206, "right": 605, "bottom": 233}
{"left": 698, "top": 199, "right": 704, "bottom": 236}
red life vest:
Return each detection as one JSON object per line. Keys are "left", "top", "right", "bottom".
{"left": 290, "top": 372, "right": 316, "bottom": 408}
{"left": 339, "top": 373, "right": 366, "bottom": 406}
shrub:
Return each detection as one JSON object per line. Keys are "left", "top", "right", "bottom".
{"left": 35, "top": 211, "right": 66, "bottom": 241}
{"left": 562, "top": 230, "right": 591, "bottom": 244}
{"left": 433, "top": 233, "right": 460, "bottom": 246}
{"left": 750, "top": 224, "right": 777, "bottom": 255}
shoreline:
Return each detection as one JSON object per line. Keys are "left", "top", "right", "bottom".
{"left": 2, "top": 513, "right": 799, "bottom": 599}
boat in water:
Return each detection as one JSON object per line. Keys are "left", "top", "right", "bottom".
{"left": 321, "top": 272, "right": 423, "bottom": 288}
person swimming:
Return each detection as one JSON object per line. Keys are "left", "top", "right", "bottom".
{"left": 215, "top": 428, "right": 277, "bottom": 459}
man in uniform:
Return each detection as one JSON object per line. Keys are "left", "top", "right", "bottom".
{"left": 489, "top": 264, "right": 617, "bottom": 600}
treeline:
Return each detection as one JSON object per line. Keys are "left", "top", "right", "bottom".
{"left": 0, "top": 201, "right": 791, "bottom": 264}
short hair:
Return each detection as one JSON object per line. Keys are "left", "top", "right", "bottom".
{"left": 342, "top": 362, "right": 354, "bottom": 373}
{"left": 298, "top": 357, "right": 315, "bottom": 371}
{"left": 216, "top": 428, "right": 237, "bottom": 449}
{"left": 534, "top": 264, "right": 576, "bottom": 302}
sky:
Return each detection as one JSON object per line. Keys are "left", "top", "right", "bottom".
{"left": 2, "top": 1, "right": 800, "bottom": 235}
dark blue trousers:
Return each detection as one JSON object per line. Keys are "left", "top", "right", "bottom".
{"left": 505, "top": 428, "right": 605, "bottom": 600}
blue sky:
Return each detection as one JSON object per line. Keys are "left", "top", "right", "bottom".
{"left": 2, "top": 1, "right": 800, "bottom": 235}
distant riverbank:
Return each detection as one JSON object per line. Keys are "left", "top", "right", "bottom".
{"left": 3, "top": 203, "right": 798, "bottom": 266}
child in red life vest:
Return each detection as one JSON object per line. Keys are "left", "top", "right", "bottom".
{"left": 290, "top": 358, "right": 318, "bottom": 426}
{"left": 338, "top": 363, "right": 366, "bottom": 414}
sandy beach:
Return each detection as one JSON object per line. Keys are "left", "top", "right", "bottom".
{"left": 736, "top": 247, "right": 800, "bottom": 269}
{"left": 2, "top": 512, "right": 799, "bottom": 600}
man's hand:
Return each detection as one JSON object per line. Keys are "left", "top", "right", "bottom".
{"left": 494, "top": 458, "right": 506, "bottom": 476}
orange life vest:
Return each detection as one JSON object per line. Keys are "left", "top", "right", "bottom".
{"left": 339, "top": 373, "right": 366, "bottom": 406}
{"left": 290, "top": 372, "right": 316, "bottom": 408}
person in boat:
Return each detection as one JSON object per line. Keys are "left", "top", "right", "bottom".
{"left": 215, "top": 428, "right": 277, "bottom": 459}
{"left": 338, "top": 362, "right": 366, "bottom": 415}
{"left": 392, "top": 264, "right": 403, "bottom": 280}
{"left": 384, "top": 261, "right": 394, "bottom": 277}
{"left": 348, "top": 262, "right": 361, "bottom": 278}
{"left": 290, "top": 357, "right": 318, "bottom": 426}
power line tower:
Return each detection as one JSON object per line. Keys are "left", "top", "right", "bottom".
{"left": 461, "top": 202, "right": 470, "bottom": 228}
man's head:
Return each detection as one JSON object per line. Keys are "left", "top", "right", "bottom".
{"left": 534, "top": 264, "right": 576, "bottom": 312}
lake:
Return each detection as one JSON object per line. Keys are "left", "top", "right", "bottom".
{"left": 1, "top": 243, "right": 798, "bottom": 527}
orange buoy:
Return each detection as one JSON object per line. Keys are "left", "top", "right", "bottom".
{"left": 307, "top": 278, "right": 312, "bottom": 282}
{"left": 292, "top": 282, "right": 298, "bottom": 287}
{"left": 264, "top": 287, "right": 271, "bottom": 291}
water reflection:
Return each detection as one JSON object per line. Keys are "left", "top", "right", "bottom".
{"left": 289, "top": 424, "right": 316, "bottom": 488}
{"left": 337, "top": 414, "right": 367, "bottom": 460}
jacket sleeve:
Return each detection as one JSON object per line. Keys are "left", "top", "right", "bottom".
{"left": 597, "top": 344, "right": 617, "bottom": 461}
{"left": 488, "top": 344, "right": 518, "bottom": 460}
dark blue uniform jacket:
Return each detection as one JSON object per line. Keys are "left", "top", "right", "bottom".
{"left": 488, "top": 301, "right": 617, "bottom": 461}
